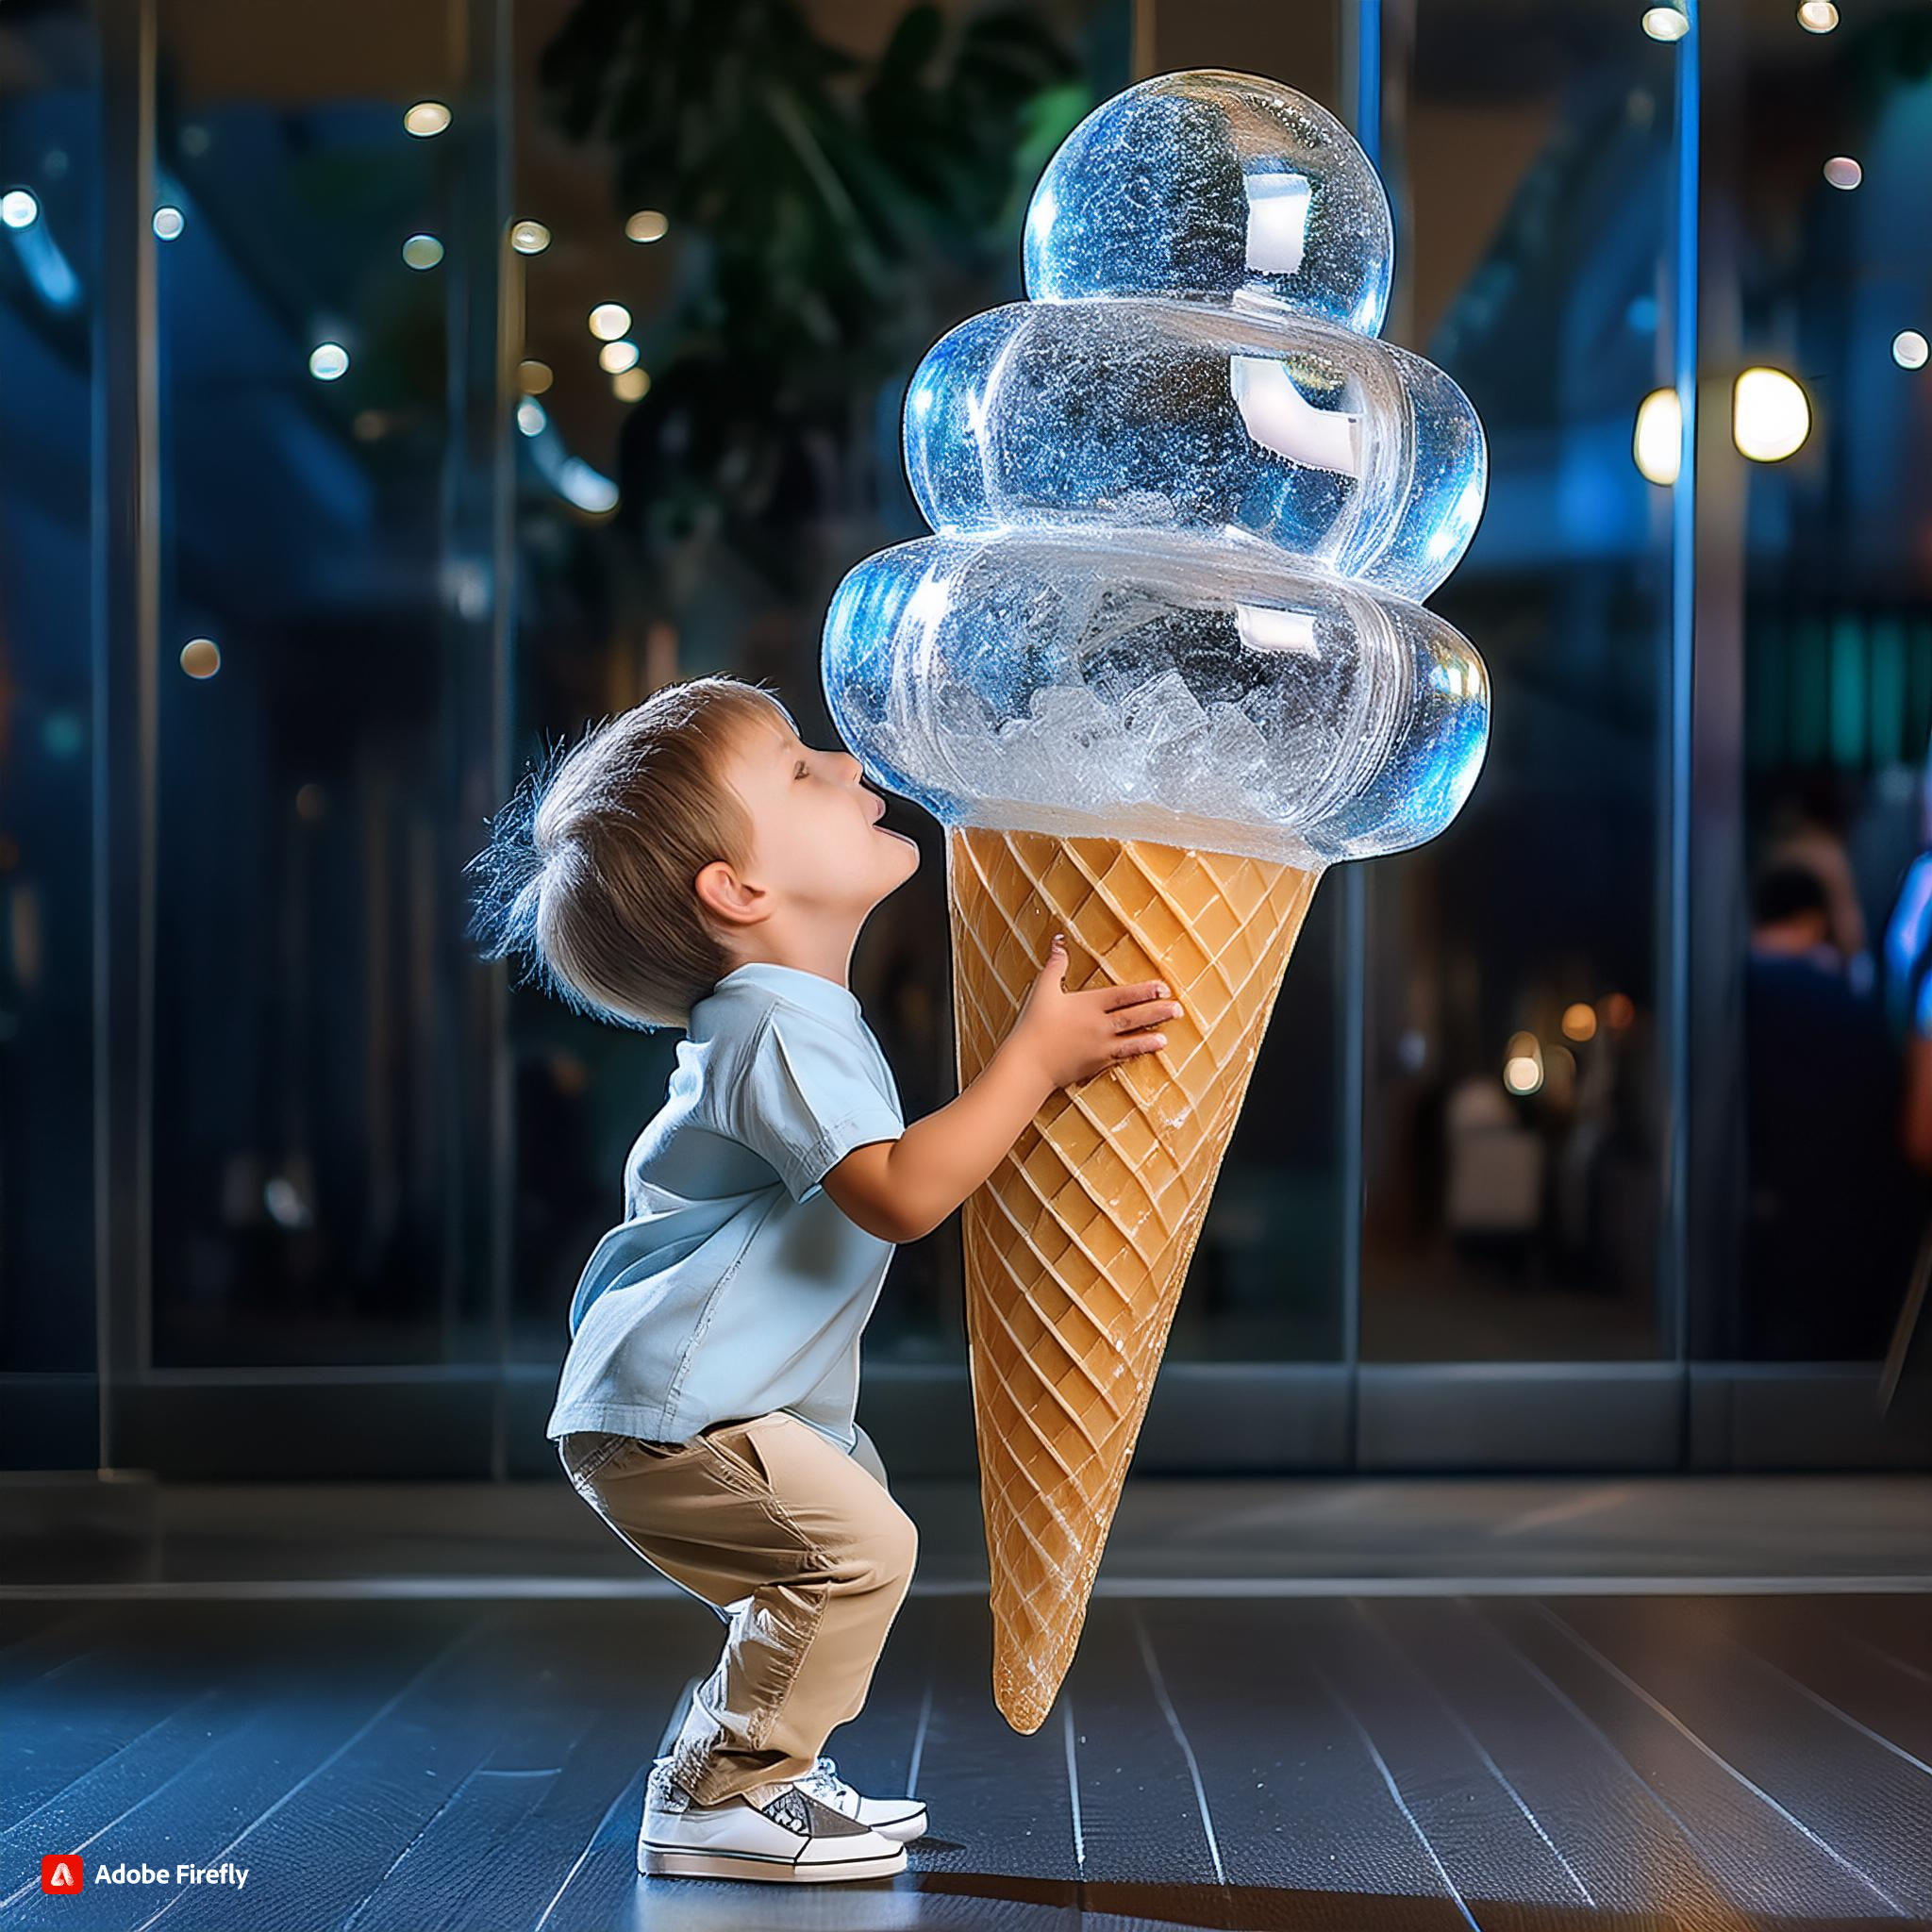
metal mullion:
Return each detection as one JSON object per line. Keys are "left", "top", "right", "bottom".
{"left": 92, "top": 0, "right": 159, "bottom": 1473}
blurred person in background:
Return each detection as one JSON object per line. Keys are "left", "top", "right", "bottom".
{"left": 1745, "top": 861, "right": 1922, "bottom": 1357}
{"left": 1760, "top": 785, "right": 1874, "bottom": 996}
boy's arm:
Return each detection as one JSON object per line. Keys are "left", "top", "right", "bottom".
{"left": 821, "top": 936, "right": 1183, "bottom": 1244}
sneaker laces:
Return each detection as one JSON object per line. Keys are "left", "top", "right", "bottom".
{"left": 796, "top": 1754, "right": 857, "bottom": 1807}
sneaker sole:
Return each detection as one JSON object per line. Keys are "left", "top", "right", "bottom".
{"left": 872, "top": 1808, "right": 927, "bottom": 1842}
{"left": 640, "top": 1840, "right": 907, "bottom": 1882}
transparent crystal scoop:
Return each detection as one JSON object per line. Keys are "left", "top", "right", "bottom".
{"left": 824, "top": 529, "right": 1488, "bottom": 868}
{"left": 906, "top": 294, "right": 1486, "bottom": 600}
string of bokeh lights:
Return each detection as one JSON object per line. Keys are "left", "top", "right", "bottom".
{"left": 283, "top": 99, "right": 664, "bottom": 510}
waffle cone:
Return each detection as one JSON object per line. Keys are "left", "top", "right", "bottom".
{"left": 945, "top": 824, "right": 1322, "bottom": 1732}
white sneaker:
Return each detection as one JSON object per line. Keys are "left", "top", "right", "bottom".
{"left": 638, "top": 1757, "right": 908, "bottom": 1883}
{"left": 794, "top": 1754, "right": 928, "bottom": 1842}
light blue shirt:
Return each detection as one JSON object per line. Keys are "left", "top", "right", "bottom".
{"left": 543, "top": 961, "right": 907, "bottom": 1457}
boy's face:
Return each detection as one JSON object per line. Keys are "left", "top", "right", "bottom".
{"left": 712, "top": 712, "right": 921, "bottom": 937}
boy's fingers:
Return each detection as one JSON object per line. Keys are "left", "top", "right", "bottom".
{"left": 1113, "top": 1032, "right": 1168, "bottom": 1058}
{"left": 1112, "top": 997, "right": 1182, "bottom": 1032}
{"left": 1099, "top": 978, "right": 1170, "bottom": 1008}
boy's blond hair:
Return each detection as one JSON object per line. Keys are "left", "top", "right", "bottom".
{"left": 467, "top": 675, "right": 795, "bottom": 1030}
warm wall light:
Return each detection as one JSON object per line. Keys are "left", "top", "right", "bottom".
{"left": 612, "top": 366, "right": 651, "bottom": 402}
{"left": 510, "top": 220, "right": 551, "bottom": 255}
{"left": 308, "top": 341, "right": 350, "bottom": 381}
{"left": 1503, "top": 1033, "right": 1544, "bottom": 1098}
{"left": 1824, "top": 156, "right": 1862, "bottom": 189}
{"left": 589, "top": 302, "right": 631, "bottom": 341}
{"left": 1733, "top": 366, "right": 1810, "bottom": 461}
{"left": 1641, "top": 7, "right": 1690, "bottom": 41}
{"left": 518, "top": 359, "right": 554, "bottom": 394}
{"left": 404, "top": 101, "right": 451, "bottom": 137}
{"left": 1797, "top": 0, "right": 1838, "bottom": 29}
{"left": 1561, "top": 1003, "right": 1599, "bottom": 1042}
{"left": 1893, "top": 331, "right": 1929, "bottom": 371}
{"left": 598, "top": 340, "right": 640, "bottom": 374}
{"left": 402, "top": 233, "right": 444, "bottom": 270}
{"left": 625, "top": 209, "right": 670, "bottom": 242}
{"left": 1633, "top": 387, "right": 1682, "bottom": 486}
{"left": 180, "top": 638, "right": 221, "bottom": 678}
{"left": 1503, "top": 1051, "right": 1544, "bottom": 1097}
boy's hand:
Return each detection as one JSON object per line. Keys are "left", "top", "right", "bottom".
{"left": 823, "top": 935, "right": 1185, "bottom": 1244}
{"left": 1002, "top": 935, "right": 1183, "bottom": 1091}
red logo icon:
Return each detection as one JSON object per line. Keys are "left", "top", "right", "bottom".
{"left": 42, "top": 1856, "right": 85, "bottom": 1893}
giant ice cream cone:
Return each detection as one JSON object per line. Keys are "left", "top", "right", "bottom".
{"left": 946, "top": 825, "right": 1318, "bottom": 1730}
{"left": 821, "top": 71, "right": 1491, "bottom": 1731}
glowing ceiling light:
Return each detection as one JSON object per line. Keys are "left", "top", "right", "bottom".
{"left": 1797, "top": 0, "right": 1838, "bottom": 28}
{"left": 1, "top": 188, "right": 40, "bottom": 227}
{"left": 625, "top": 209, "right": 669, "bottom": 242}
{"left": 510, "top": 220, "right": 551, "bottom": 255}
{"left": 589, "top": 302, "right": 631, "bottom": 341}
{"left": 180, "top": 638, "right": 221, "bottom": 678}
{"left": 1892, "top": 330, "right": 1929, "bottom": 370}
{"left": 1633, "top": 386, "right": 1682, "bottom": 487}
{"left": 1641, "top": 7, "right": 1690, "bottom": 41}
{"left": 612, "top": 366, "right": 650, "bottom": 402}
{"left": 598, "top": 339, "right": 640, "bottom": 374}
{"left": 404, "top": 101, "right": 451, "bottom": 138}
{"left": 1732, "top": 366, "right": 1810, "bottom": 461}
{"left": 1824, "top": 155, "right": 1862, "bottom": 189}
{"left": 402, "top": 233, "right": 444, "bottom": 270}
{"left": 517, "top": 399, "right": 547, "bottom": 437}
{"left": 308, "top": 341, "right": 350, "bottom": 381}
{"left": 152, "top": 205, "right": 185, "bottom": 241}
{"left": 518, "top": 359, "right": 553, "bottom": 394}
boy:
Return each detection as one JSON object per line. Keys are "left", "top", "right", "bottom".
{"left": 468, "top": 674, "right": 1180, "bottom": 1885}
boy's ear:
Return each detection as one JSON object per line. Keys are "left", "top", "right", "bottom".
{"left": 694, "top": 859, "right": 768, "bottom": 930}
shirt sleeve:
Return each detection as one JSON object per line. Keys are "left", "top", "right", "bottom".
{"left": 725, "top": 1008, "right": 905, "bottom": 1205}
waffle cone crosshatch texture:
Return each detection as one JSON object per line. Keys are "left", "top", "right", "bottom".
{"left": 945, "top": 824, "right": 1321, "bottom": 1732}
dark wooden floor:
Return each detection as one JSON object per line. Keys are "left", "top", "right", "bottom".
{"left": 2, "top": 1589, "right": 1928, "bottom": 1930}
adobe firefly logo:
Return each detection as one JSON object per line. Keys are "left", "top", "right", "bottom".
{"left": 42, "top": 1856, "right": 83, "bottom": 1894}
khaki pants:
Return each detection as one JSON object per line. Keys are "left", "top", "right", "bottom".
{"left": 556, "top": 1412, "right": 917, "bottom": 1811}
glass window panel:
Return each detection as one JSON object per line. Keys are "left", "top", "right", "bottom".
{"left": 500, "top": 1, "right": 1351, "bottom": 1381}
{"left": 0, "top": 2, "right": 98, "bottom": 1385}
{"left": 1361, "top": 0, "right": 1683, "bottom": 1361}
{"left": 148, "top": 2, "right": 506, "bottom": 1367}
{"left": 1733, "top": 0, "right": 1932, "bottom": 1362}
